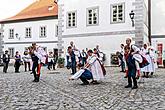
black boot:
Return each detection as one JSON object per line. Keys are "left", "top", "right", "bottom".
{"left": 125, "top": 85, "right": 132, "bottom": 88}
{"left": 132, "top": 77, "right": 138, "bottom": 89}
{"left": 125, "top": 77, "right": 132, "bottom": 88}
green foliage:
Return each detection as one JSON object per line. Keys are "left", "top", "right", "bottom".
{"left": 58, "top": 57, "right": 65, "bottom": 65}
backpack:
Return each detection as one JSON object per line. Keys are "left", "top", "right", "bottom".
{"left": 139, "top": 55, "right": 149, "bottom": 68}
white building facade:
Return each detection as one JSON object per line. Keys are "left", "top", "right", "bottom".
{"left": 0, "top": 0, "right": 58, "bottom": 61}
{"left": 58, "top": 0, "right": 150, "bottom": 66}
{"left": 2, "top": 18, "right": 58, "bottom": 58}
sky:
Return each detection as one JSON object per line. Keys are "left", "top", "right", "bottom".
{"left": 0, "top": 0, "right": 164, "bottom": 35}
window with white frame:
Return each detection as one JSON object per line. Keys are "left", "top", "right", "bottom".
{"left": 40, "top": 26, "right": 47, "bottom": 37}
{"left": 25, "top": 27, "right": 31, "bottom": 38}
{"left": 67, "top": 11, "right": 77, "bottom": 28}
{"left": 111, "top": 3, "right": 125, "bottom": 23}
{"left": 55, "top": 25, "right": 58, "bottom": 37}
{"left": 87, "top": 7, "right": 99, "bottom": 26}
{"left": 9, "top": 29, "right": 14, "bottom": 39}
{"left": 8, "top": 48, "right": 14, "bottom": 58}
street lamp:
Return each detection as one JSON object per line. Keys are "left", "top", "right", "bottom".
{"left": 129, "top": 10, "right": 135, "bottom": 27}
{"left": 15, "top": 33, "right": 20, "bottom": 40}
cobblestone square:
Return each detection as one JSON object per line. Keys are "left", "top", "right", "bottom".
{"left": 0, "top": 66, "right": 165, "bottom": 110}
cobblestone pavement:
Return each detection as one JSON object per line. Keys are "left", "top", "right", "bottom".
{"left": 0, "top": 66, "right": 165, "bottom": 110}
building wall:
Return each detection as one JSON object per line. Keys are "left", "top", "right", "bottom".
{"left": 60, "top": 0, "right": 135, "bottom": 37}
{"left": 3, "top": 19, "right": 58, "bottom": 57}
{"left": 58, "top": 0, "right": 149, "bottom": 66}
{"left": 63, "top": 34, "right": 135, "bottom": 66}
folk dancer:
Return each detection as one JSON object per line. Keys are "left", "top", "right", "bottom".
{"left": 124, "top": 46, "right": 139, "bottom": 89}
{"left": 69, "top": 50, "right": 105, "bottom": 85}
{"left": 148, "top": 46, "right": 157, "bottom": 76}
{"left": 32, "top": 43, "right": 47, "bottom": 82}
{"left": 67, "top": 46, "right": 77, "bottom": 74}
{"left": 29, "top": 46, "right": 39, "bottom": 82}
{"left": 140, "top": 44, "right": 150, "bottom": 77}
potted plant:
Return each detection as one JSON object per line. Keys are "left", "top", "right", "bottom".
{"left": 57, "top": 57, "right": 65, "bottom": 68}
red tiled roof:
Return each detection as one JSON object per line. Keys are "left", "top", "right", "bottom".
{"left": 0, "top": 0, "right": 58, "bottom": 23}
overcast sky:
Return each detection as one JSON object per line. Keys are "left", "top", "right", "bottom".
{"left": 0, "top": 0, "right": 164, "bottom": 35}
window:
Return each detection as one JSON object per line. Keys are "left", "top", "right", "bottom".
{"left": 55, "top": 25, "right": 58, "bottom": 37}
{"left": 25, "top": 27, "right": 31, "bottom": 38}
{"left": 87, "top": 7, "right": 99, "bottom": 26}
{"left": 9, "top": 29, "right": 14, "bottom": 39}
{"left": 111, "top": 3, "right": 125, "bottom": 23}
{"left": 8, "top": 48, "right": 14, "bottom": 58}
{"left": 40, "top": 26, "right": 47, "bottom": 37}
{"left": 67, "top": 11, "right": 77, "bottom": 28}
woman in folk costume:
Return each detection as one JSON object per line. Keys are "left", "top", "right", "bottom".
{"left": 147, "top": 46, "right": 157, "bottom": 76}
{"left": 69, "top": 49, "right": 104, "bottom": 85}
{"left": 140, "top": 44, "right": 150, "bottom": 77}
{"left": 124, "top": 46, "right": 139, "bottom": 89}
{"left": 86, "top": 49, "right": 104, "bottom": 84}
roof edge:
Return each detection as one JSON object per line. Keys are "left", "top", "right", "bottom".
{"left": 0, "top": 15, "right": 58, "bottom": 24}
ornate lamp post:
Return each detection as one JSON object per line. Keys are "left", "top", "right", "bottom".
{"left": 129, "top": 10, "right": 135, "bottom": 27}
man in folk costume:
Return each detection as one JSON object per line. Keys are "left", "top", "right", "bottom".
{"left": 29, "top": 46, "right": 39, "bottom": 82}
{"left": 124, "top": 46, "right": 139, "bottom": 89}
{"left": 124, "top": 38, "right": 132, "bottom": 78}
{"left": 69, "top": 49, "right": 105, "bottom": 85}
{"left": 67, "top": 46, "right": 77, "bottom": 74}
{"left": 32, "top": 43, "right": 47, "bottom": 82}
{"left": 124, "top": 38, "right": 141, "bottom": 79}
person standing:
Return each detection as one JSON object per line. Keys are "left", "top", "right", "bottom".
{"left": 140, "top": 44, "right": 150, "bottom": 77}
{"left": 81, "top": 49, "right": 87, "bottom": 66}
{"left": 67, "top": 46, "right": 77, "bottom": 74}
{"left": 14, "top": 51, "right": 21, "bottom": 73}
{"left": 53, "top": 50, "right": 58, "bottom": 70}
{"left": 22, "top": 51, "right": 31, "bottom": 72}
{"left": 32, "top": 43, "right": 47, "bottom": 82}
{"left": 119, "top": 44, "right": 125, "bottom": 72}
{"left": 29, "top": 46, "right": 39, "bottom": 82}
{"left": 2, "top": 50, "right": 10, "bottom": 73}
{"left": 47, "top": 51, "right": 54, "bottom": 70}
{"left": 124, "top": 46, "right": 138, "bottom": 89}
